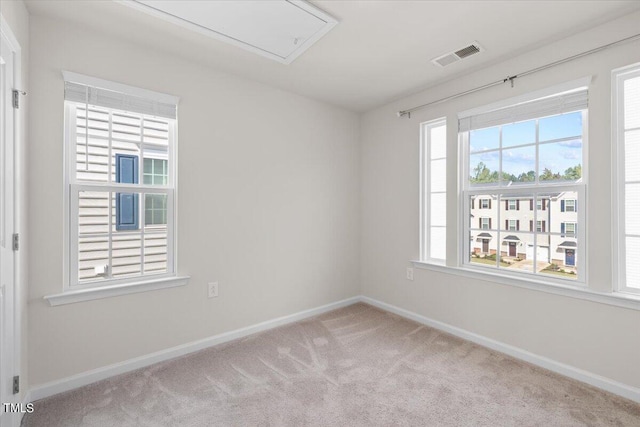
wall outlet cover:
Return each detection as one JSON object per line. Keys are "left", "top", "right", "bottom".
{"left": 406, "top": 267, "right": 414, "bottom": 281}
{"left": 208, "top": 282, "right": 219, "bottom": 298}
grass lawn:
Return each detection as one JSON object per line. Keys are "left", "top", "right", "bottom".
{"left": 540, "top": 268, "right": 577, "bottom": 279}
{"left": 471, "top": 257, "right": 510, "bottom": 268}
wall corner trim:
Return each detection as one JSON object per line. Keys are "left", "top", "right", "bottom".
{"left": 360, "top": 295, "right": 640, "bottom": 403}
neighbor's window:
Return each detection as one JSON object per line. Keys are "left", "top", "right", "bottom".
{"left": 461, "top": 86, "right": 586, "bottom": 282}
{"left": 63, "top": 72, "right": 178, "bottom": 288}
{"left": 563, "top": 199, "right": 576, "bottom": 212}
{"left": 420, "top": 118, "right": 447, "bottom": 263}
{"left": 480, "top": 217, "right": 491, "bottom": 230}
{"left": 143, "top": 157, "right": 168, "bottom": 226}
{"left": 613, "top": 62, "right": 640, "bottom": 294}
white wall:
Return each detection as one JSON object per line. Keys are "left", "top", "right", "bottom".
{"left": 28, "top": 15, "right": 360, "bottom": 386}
{"left": 1, "top": 0, "right": 29, "bottom": 400}
{"left": 360, "top": 11, "right": 640, "bottom": 389}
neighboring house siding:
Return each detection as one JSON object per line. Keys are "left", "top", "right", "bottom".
{"left": 75, "top": 105, "right": 168, "bottom": 282}
{"left": 469, "top": 193, "right": 577, "bottom": 267}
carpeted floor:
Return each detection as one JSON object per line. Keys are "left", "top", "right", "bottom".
{"left": 23, "top": 303, "right": 640, "bottom": 426}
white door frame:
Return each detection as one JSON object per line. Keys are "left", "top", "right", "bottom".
{"left": 0, "top": 14, "right": 23, "bottom": 427}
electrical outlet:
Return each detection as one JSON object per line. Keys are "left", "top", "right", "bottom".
{"left": 406, "top": 267, "right": 414, "bottom": 281}
{"left": 208, "top": 282, "right": 219, "bottom": 298}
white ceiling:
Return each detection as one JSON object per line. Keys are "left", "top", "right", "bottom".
{"left": 25, "top": 0, "right": 640, "bottom": 112}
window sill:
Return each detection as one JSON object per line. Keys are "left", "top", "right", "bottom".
{"left": 410, "top": 261, "right": 640, "bottom": 311}
{"left": 44, "top": 276, "right": 190, "bottom": 306}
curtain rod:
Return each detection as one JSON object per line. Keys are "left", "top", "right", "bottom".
{"left": 397, "top": 32, "right": 640, "bottom": 118}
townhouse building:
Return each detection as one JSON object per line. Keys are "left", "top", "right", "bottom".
{"left": 470, "top": 191, "right": 578, "bottom": 270}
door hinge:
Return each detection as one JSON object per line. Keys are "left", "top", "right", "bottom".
{"left": 13, "top": 376, "right": 19, "bottom": 394}
{"left": 12, "top": 233, "right": 19, "bottom": 251}
{"left": 12, "top": 89, "right": 20, "bottom": 109}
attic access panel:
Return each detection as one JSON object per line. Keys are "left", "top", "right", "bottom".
{"left": 120, "top": 0, "right": 337, "bottom": 64}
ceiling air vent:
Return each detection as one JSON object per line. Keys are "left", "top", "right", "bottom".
{"left": 431, "top": 42, "right": 483, "bottom": 67}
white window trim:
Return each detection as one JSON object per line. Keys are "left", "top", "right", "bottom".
{"left": 410, "top": 260, "right": 640, "bottom": 311}
{"left": 62, "top": 71, "right": 179, "bottom": 106}
{"left": 612, "top": 62, "right": 640, "bottom": 295}
{"left": 44, "top": 275, "right": 189, "bottom": 306}
{"left": 420, "top": 117, "right": 447, "bottom": 265}
{"left": 408, "top": 77, "right": 640, "bottom": 308}
{"left": 458, "top": 84, "right": 588, "bottom": 288}
{"left": 54, "top": 75, "right": 187, "bottom": 303}
{"left": 65, "top": 107, "right": 177, "bottom": 290}
{"left": 480, "top": 199, "right": 490, "bottom": 209}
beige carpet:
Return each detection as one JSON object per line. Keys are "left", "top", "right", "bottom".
{"left": 23, "top": 303, "right": 640, "bottom": 426}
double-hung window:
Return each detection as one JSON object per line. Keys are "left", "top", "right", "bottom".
{"left": 63, "top": 72, "right": 179, "bottom": 289}
{"left": 460, "top": 84, "right": 587, "bottom": 282}
{"left": 480, "top": 217, "right": 491, "bottom": 230}
{"left": 613, "top": 62, "right": 640, "bottom": 294}
{"left": 420, "top": 118, "right": 447, "bottom": 263}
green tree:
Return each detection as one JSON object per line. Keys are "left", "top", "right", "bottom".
{"left": 563, "top": 164, "right": 582, "bottom": 180}
{"left": 540, "top": 168, "right": 561, "bottom": 181}
{"left": 516, "top": 170, "right": 536, "bottom": 182}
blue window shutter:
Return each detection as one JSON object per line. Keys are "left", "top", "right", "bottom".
{"left": 561, "top": 223, "right": 565, "bottom": 235}
{"left": 561, "top": 200, "right": 565, "bottom": 212}
{"left": 115, "top": 154, "right": 139, "bottom": 231}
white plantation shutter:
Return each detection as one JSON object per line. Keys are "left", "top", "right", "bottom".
{"left": 617, "top": 65, "right": 640, "bottom": 292}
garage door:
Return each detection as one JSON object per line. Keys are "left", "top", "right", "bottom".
{"left": 526, "top": 245, "right": 549, "bottom": 262}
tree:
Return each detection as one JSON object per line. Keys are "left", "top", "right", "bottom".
{"left": 471, "top": 162, "right": 498, "bottom": 183}
{"left": 540, "top": 168, "right": 561, "bottom": 181}
{"left": 516, "top": 170, "right": 536, "bottom": 182}
{"left": 563, "top": 164, "right": 582, "bottom": 180}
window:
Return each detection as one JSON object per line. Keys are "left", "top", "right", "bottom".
{"left": 480, "top": 198, "right": 490, "bottom": 209}
{"left": 63, "top": 72, "right": 179, "bottom": 288}
{"left": 562, "top": 199, "right": 576, "bottom": 212}
{"left": 144, "top": 157, "right": 168, "bottom": 226}
{"left": 420, "top": 118, "right": 447, "bottom": 263}
{"left": 480, "top": 217, "right": 491, "bottom": 230}
{"left": 613, "top": 62, "right": 640, "bottom": 294}
{"left": 461, "top": 85, "right": 586, "bottom": 282}
{"left": 562, "top": 222, "right": 576, "bottom": 237}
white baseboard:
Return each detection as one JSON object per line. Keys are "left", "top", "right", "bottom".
{"left": 28, "top": 296, "right": 360, "bottom": 402}
{"left": 360, "top": 296, "right": 640, "bottom": 403}
{"left": 27, "top": 294, "right": 640, "bottom": 404}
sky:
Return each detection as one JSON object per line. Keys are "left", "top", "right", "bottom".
{"left": 469, "top": 111, "right": 582, "bottom": 178}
